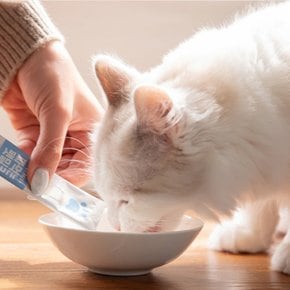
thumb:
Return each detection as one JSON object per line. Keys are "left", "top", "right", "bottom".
{"left": 28, "top": 114, "right": 69, "bottom": 195}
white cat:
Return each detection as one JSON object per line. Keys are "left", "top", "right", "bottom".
{"left": 92, "top": 2, "right": 290, "bottom": 274}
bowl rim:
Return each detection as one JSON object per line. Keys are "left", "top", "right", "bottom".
{"left": 38, "top": 212, "right": 204, "bottom": 237}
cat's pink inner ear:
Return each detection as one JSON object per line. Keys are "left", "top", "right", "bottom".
{"left": 94, "top": 58, "right": 130, "bottom": 107}
{"left": 134, "top": 86, "right": 173, "bottom": 133}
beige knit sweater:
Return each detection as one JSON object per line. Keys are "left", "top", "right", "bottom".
{"left": 0, "top": 0, "right": 63, "bottom": 99}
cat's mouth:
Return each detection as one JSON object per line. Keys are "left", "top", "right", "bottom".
{"left": 145, "top": 224, "right": 162, "bottom": 233}
{"left": 143, "top": 214, "right": 183, "bottom": 233}
{"left": 144, "top": 219, "right": 165, "bottom": 233}
{"left": 117, "top": 215, "right": 180, "bottom": 233}
{"left": 117, "top": 222, "right": 162, "bottom": 233}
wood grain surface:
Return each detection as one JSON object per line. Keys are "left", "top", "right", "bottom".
{"left": 0, "top": 189, "right": 289, "bottom": 290}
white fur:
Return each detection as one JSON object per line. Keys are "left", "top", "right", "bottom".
{"left": 92, "top": 2, "right": 290, "bottom": 274}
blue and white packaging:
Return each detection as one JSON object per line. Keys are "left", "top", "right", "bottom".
{"left": 0, "top": 134, "right": 105, "bottom": 230}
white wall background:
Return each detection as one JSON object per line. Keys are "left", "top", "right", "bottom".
{"left": 0, "top": 0, "right": 263, "bottom": 190}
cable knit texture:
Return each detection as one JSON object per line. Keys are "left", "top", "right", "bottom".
{"left": 0, "top": 0, "right": 63, "bottom": 100}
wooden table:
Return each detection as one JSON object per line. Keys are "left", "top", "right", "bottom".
{"left": 0, "top": 188, "right": 289, "bottom": 289}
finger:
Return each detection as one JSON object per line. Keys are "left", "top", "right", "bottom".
{"left": 16, "top": 126, "right": 39, "bottom": 156}
{"left": 28, "top": 113, "right": 70, "bottom": 193}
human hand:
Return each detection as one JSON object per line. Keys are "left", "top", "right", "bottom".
{"left": 2, "top": 41, "right": 103, "bottom": 193}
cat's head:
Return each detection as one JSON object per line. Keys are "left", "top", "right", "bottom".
{"left": 92, "top": 55, "right": 215, "bottom": 232}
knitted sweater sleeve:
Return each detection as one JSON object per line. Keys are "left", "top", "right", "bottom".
{"left": 0, "top": 0, "right": 64, "bottom": 99}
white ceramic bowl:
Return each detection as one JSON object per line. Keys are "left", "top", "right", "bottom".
{"left": 39, "top": 212, "right": 203, "bottom": 276}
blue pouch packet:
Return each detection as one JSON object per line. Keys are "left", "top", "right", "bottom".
{"left": 0, "top": 134, "right": 105, "bottom": 230}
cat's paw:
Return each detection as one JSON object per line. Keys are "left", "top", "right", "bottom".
{"left": 271, "top": 242, "right": 290, "bottom": 275}
{"left": 208, "top": 222, "right": 267, "bottom": 254}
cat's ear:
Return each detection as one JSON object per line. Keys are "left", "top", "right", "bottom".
{"left": 134, "top": 85, "right": 180, "bottom": 135}
{"left": 94, "top": 55, "right": 139, "bottom": 107}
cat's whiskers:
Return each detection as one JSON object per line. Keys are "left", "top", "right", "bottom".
{"left": 57, "top": 168, "right": 92, "bottom": 177}
{"left": 57, "top": 158, "right": 92, "bottom": 177}
{"left": 58, "top": 158, "right": 89, "bottom": 165}
{"left": 39, "top": 136, "right": 90, "bottom": 156}
{"left": 63, "top": 136, "right": 89, "bottom": 151}
{"left": 39, "top": 136, "right": 66, "bottom": 155}
{"left": 62, "top": 147, "right": 90, "bottom": 158}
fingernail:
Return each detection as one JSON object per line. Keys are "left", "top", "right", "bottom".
{"left": 31, "top": 168, "right": 49, "bottom": 195}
